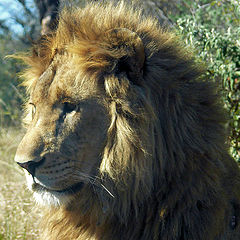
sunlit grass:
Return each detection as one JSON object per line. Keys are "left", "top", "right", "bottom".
{"left": 0, "top": 128, "right": 40, "bottom": 240}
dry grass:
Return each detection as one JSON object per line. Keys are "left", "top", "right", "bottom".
{"left": 0, "top": 128, "right": 41, "bottom": 240}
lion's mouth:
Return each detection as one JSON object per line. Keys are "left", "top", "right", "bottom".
{"left": 32, "top": 182, "right": 84, "bottom": 195}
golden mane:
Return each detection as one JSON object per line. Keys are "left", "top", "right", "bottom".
{"left": 17, "top": 1, "right": 240, "bottom": 240}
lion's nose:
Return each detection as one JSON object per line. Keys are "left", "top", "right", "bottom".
{"left": 16, "top": 158, "right": 45, "bottom": 176}
{"left": 17, "top": 161, "right": 37, "bottom": 176}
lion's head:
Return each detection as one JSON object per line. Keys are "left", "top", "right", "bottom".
{"left": 15, "top": 2, "right": 240, "bottom": 240}
{"left": 15, "top": 47, "right": 112, "bottom": 204}
{"left": 15, "top": 2, "right": 158, "bottom": 208}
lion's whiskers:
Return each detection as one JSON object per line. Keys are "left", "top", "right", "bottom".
{"left": 71, "top": 171, "right": 115, "bottom": 198}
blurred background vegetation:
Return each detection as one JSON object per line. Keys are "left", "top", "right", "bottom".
{"left": 174, "top": 0, "right": 240, "bottom": 161}
{"left": 0, "top": 0, "right": 239, "bottom": 239}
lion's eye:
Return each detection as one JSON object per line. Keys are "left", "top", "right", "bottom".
{"left": 29, "top": 102, "right": 36, "bottom": 116}
{"left": 63, "top": 102, "right": 77, "bottom": 114}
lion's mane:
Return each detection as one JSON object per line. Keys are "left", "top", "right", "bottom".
{"left": 19, "top": 1, "right": 240, "bottom": 240}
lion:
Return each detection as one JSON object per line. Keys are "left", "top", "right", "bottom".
{"left": 14, "top": 1, "right": 240, "bottom": 240}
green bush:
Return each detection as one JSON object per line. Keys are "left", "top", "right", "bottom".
{"left": 0, "top": 35, "right": 25, "bottom": 127}
{"left": 175, "top": 1, "right": 240, "bottom": 161}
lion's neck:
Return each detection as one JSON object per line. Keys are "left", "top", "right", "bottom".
{"left": 41, "top": 207, "right": 99, "bottom": 240}
{"left": 40, "top": 199, "right": 151, "bottom": 240}
{"left": 40, "top": 188, "right": 115, "bottom": 240}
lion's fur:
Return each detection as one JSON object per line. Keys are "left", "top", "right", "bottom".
{"left": 16, "top": 1, "right": 240, "bottom": 239}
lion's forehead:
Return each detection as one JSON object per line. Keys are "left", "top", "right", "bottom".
{"left": 31, "top": 56, "right": 100, "bottom": 105}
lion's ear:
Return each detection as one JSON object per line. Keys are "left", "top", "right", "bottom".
{"left": 105, "top": 28, "right": 145, "bottom": 85}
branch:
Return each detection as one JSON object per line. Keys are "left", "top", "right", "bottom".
{"left": 15, "top": 0, "right": 34, "bottom": 17}
{"left": 12, "top": 15, "right": 26, "bottom": 28}
{"left": 0, "top": 20, "right": 9, "bottom": 31}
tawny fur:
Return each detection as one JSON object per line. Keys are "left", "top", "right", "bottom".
{"left": 16, "top": 1, "right": 240, "bottom": 240}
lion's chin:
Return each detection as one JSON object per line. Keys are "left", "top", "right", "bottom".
{"left": 32, "top": 186, "right": 74, "bottom": 206}
{"left": 24, "top": 171, "right": 84, "bottom": 206}
{"left": 31, "top": 182, "right": 84, "bottom": 206}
